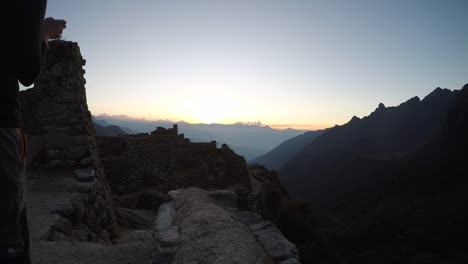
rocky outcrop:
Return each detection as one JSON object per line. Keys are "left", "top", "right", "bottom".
{"left": 152, "top": 188, "right": 300, "bottom": 264}
{"left": 218, "top": 144, "right": 252, "bottom": 189}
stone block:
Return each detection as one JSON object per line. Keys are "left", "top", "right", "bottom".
{"left": 46, "top": 148, "right": 60, "bottom": 159}
{"left": 64, "top": 160, "right": 77, "bottom": 167}
{"left": 46, "top": 132, "right": 74, "bottom": 148}
{"left": 49, "top": 160, "right": 63, "bottom": 167}
{"left": 74, "top": 169, "right": 95, "bottom": 182}
{"left": 152, "top": 246, "right": 177, "bottom": 264}
{"left": 155, "top": 202, "right": 175, "bottom": 232}
{"left": 250, "top": 221, "right": 300, "bottom": 262}
{"left": 79, "top": 157, "right": 93, "bottom": 167}
{"left": 156, "top": 226, "right": 180, "bottom": 247}
{"left": 208, "top": 190, "right": 238, "bottom": 208}
{"left": 75, "top": 135, "right": 90, "bottom": 145}
{"left": 37, "top": 102, "right": 67, "bottom": 118}
{"left": 66, "top": 145, "right": 89, "bottom": 159}
{"left": 279, "top": 258, "right": 301, "bottom": 264}
{"left": 231, "top": 211, "right": 263, "bottom": 225}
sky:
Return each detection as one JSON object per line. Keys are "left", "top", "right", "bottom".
{"left": 43, "top": 0, "right": 468, "bottom": 130}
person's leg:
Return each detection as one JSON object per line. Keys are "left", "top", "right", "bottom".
{"left": 0, "top": 128, "right": 27, "bottom": 263}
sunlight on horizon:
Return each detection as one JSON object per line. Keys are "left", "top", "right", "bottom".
{"left": 45, "top": 0, "right": 467, "bottom": 130}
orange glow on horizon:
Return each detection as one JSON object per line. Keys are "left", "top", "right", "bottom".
{"left": 93, "top": 112, "right": 334, "bottom": 131}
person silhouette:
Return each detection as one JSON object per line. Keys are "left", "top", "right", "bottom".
{"left": 0, "top": 1, "right": 66, "bottom": 263}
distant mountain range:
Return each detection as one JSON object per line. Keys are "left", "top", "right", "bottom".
{"left": 92, "top": 114, "right": 306, "bottom": 160}
{"left": 254, "top": 85, "right": 468, "bottom": 264}
{"left": 93, "top": 121, "right": 128, "bottom": 137}
{"left": 279, "top": 87, "right": 459, "bottom": 204}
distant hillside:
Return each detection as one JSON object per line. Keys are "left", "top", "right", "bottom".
{"left": 93, "top": 117, "right": 138, "bottom": 134}
{"left": 92, "top": 115, "right": 305, "bottom": 160}
{"left": 251, "top": 129, "right": 326, "bottom": 170}
{"left": 279, "top": 86, "right": 467, "bottom": 264}
{"left": 280, "top": 87, "right": 458, "bottom": 203}
{"left": 93, "top": 122, "right": 128, "bottom": 136}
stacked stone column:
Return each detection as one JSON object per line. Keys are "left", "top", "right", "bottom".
{"left": 21, "top": 40, "right": 95, "bottom": 168}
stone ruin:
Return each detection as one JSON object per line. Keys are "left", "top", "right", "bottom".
{"left": 19, "top": 40, "right": 301, "bottom": 263}
{"left": 151, "top": 124, "right": 179, "bottom": 136}
{"left": 97, "top": 125, "right": 251, "bottom": 196}
{"left": 20, "top": 40, "right": 118, "bottom": 242}
{"left": 20, "top": 40, "right": 94, "bottom": 168}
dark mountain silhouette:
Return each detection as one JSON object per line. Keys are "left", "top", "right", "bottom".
{"left": 278, "top": 85, "right": 468, "bottom": 264}
{"left": 93, "top": 121, "right": 128, "bottom": 136}
{"left": 251, "top": 129, "right": 327, "bottom": 169}
{"left": 280, "top": 87, "right": 458, "bottom": 203}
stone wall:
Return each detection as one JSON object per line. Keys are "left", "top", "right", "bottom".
{"left": 20, "top": 40, "right": 94, "bottom": 168}
{"left": 20, "top": 40, "right": 118, "bottom": 241}
{"left": 97, "top": 129, "right": 250, "bottom": 195}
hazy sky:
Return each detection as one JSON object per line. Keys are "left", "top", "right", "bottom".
{"left": 44, "top": 0, "right": 468, "bottom": 129}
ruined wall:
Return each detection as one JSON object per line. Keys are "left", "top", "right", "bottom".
{"left": 97, "top": 130, "right": 251, "bottom": 195}
{"left": 20, "top": 40, "right": 118, "bottom": 241}
{"left": 97, "top": 132, "right": 219, "bottom": 193}
{"left": 20, "top": 40, "right": 94, "bottom": 168}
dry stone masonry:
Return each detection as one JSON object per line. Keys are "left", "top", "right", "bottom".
{"left": 20, "top": 40, "right": 95, "bottom": 168}
{"left": 20, "top": 40, "right": 118, "bottom": 242}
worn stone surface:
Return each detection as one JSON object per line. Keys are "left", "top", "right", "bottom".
{"left": 156, "top": 226, "right": 180, "bottom": 247}
{"left": 250, "top": 221, "right": 300, "bottom": 262}
{"left": 158, "top": 187, "right": 274, "bottom": 264}
{"left": 155, "top": 202, "right": 175, "bottom": 232}
{"left": 208, "top": 189, "right": 238, "bottom": 208}
{"left": 278, "top": 258, "right": 301, "bottom": 264}
{"left": 74, "top": 168, "right": 95, "bottom": 182}
{"left": 231, "top": 211, "right": 263, "bottom": 225}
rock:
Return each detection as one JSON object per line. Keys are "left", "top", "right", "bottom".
{"left": 74, "top": 168, "right": 95, "bottom": 182}
{"left": 49, "top": 159, "right": 63, "bottom": 167}
{"left": 156, "top": 226, "right": 180, "bottom": 247}
{"left": 231, "top": 211, "right": 263, "bottom": 225}
{"left": 63, "top": 160, "right": 77, "bottom": 167}
{"left": 72, "top": 227, "right": 90, "bottom": 241}
{"left": 137, "top": 190, "right": 167, "bottom": 210}
{"left": 167, "top": 189, "right": 183, "bottom": 201}
{"left": 45, "top": 132, "right": 74, "bottom": 148}
{"left": 113, "top": 194, "right": 139, "bottom": 209}
{"left": 250, "top": 221, "right": 299, "bottom": 262}
{"left": 67, "top": 145, "right": 89, "bottom": 159}
{"left": 219, "top": 144, "right": 251, "bottom": 189}
{"left": 70, "top": 195, "right": 87, "bottom": 225}
{"left": 169, "top": 188, "right": 274, "bottom": 264}
{"left": 208, "top": 190, "right": 238, "bottom": 208}
{"left": 118, "top": 208, "right": 154, "bottom": 230}
{"left": 279, "top": 258, "right": 301, "bottom": 264}
{"left": 79, "top": 157, "right": 93, "bottom": 167}
{"left": 152, "top": 246, "right": 177, "bottom": 264}
{"left": 66, "top": 181, "right": 95, "bottom": 194}
{"left": 155, "top": 203, "right": 175, "bottom": 232}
